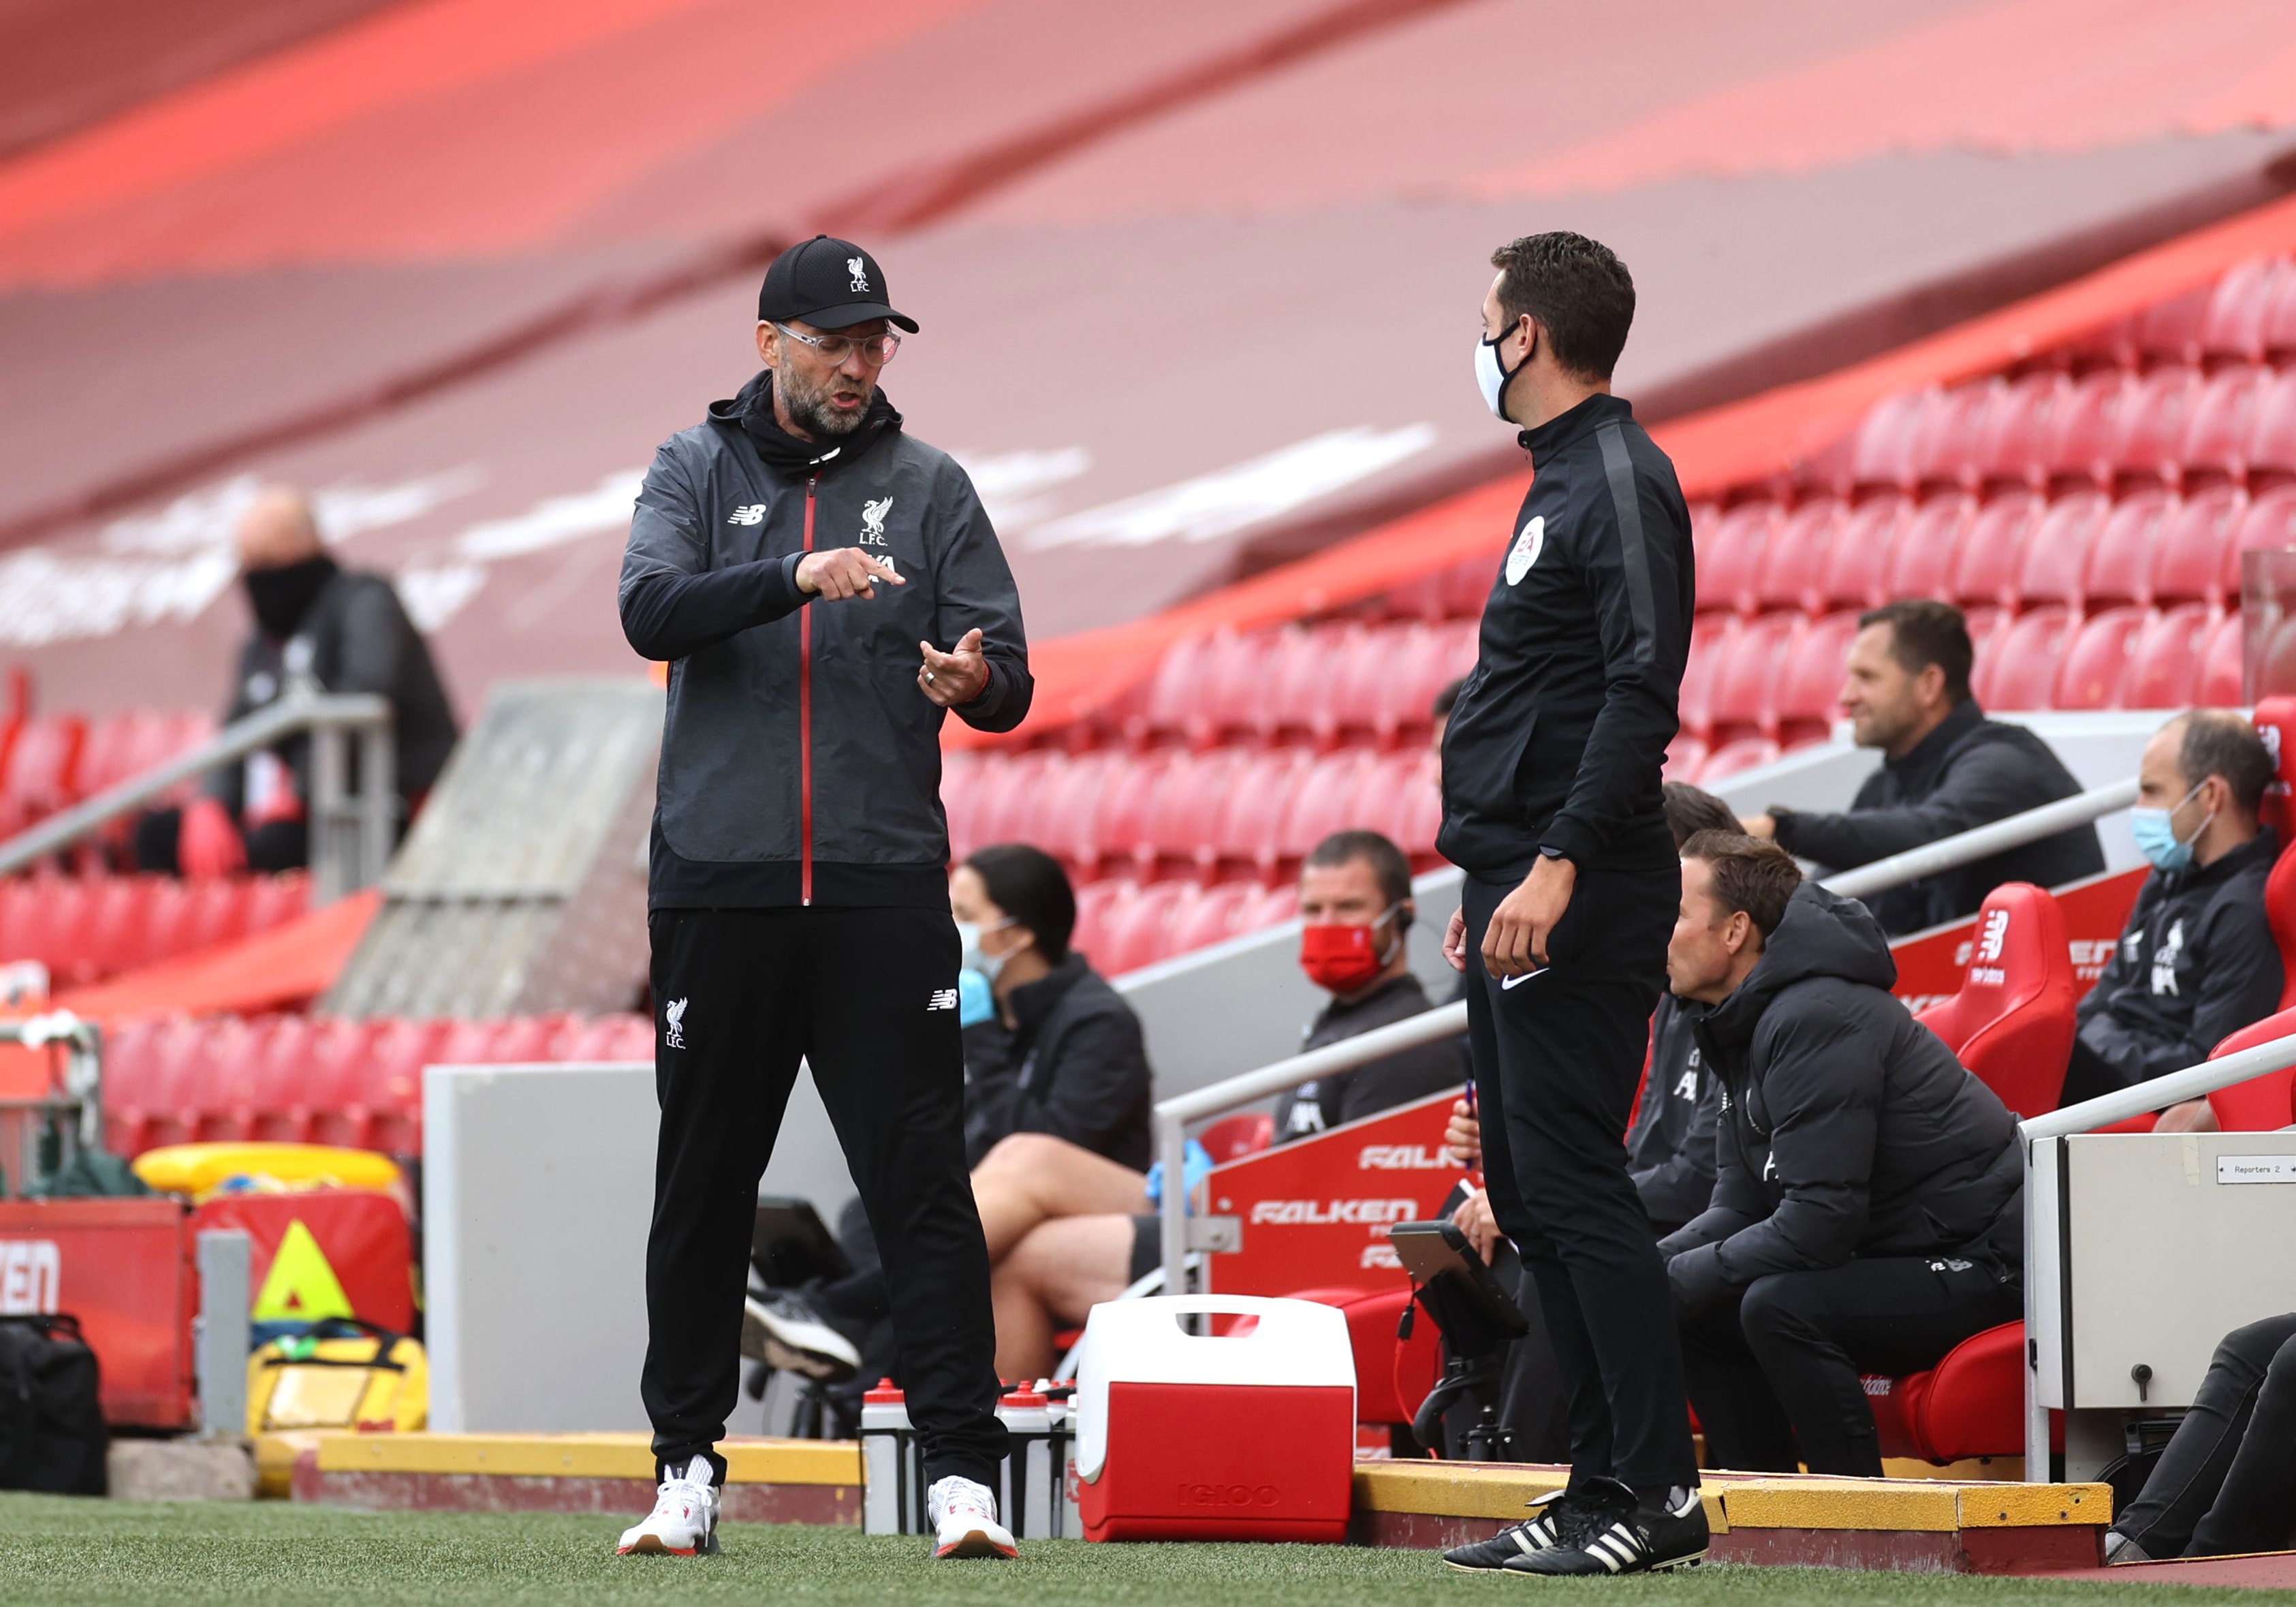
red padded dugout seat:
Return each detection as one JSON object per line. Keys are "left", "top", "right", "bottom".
{"left": 1199, "top": 1112, "right": 1273, "bottom": 1163}
{"left": 1917, "top": 883, "right": 2077, "bottom": 1119}
{"left": 1868, "top": 1321, "right": 2034, "bottom": 1464}
{"left": 1281, "top": 1285, "right": 1438, "bottom": 1431}
{"left": 2205, "top": 1007, "right": 2296, "bottom": 1131}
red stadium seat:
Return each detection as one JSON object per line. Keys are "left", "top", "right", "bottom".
{"left": 2200, "top": 612, "right": 2246, "bottom": 706}
{"left": 2263, "top": 262, "right": 2296, "bottom": 360}
{"left": 1069, "top": 879, "right": 1136, "bottom": 967}
{"left": 2015, "top": 491, "right": 2110, "bottom": 608}
{"left": 1874, "top": 1322, "right": 2032, "bottom": 1464}
{"left": 362, "top": 1018, "right": 454, "bottom": 1154}
{"left": 1090, "top": 751, "right": 1174, "bottom": 871}
{"left": 244, "top": 1014, "right": 321, "bottom": 1143}
{"left": 1663, "top": 735, "right": 1710, "bottom": 784}
{"left": 939, "top": 750, "right": 985, "bottom": 860}
{"left": 304, "top": 1017, "right": 386, "bottom": 1151}
{"left": 2124, "top": 604, "right": 2217, "bottom": 710}
{"left": 1885, "top": 493, "right": 1977, "bottom": 602}
{"left": 0, "top": 716, "right": 87, "bottom": 836}
{"left": 2054, "top": 607, "right": 2152, "bottom": 710}
{"left": 1444, "top": 548, "right": 1499, "bottom": 619}
{"left": 1817, "top": 495, "right": 1906, "bottom": 612}
{"left": 1268, "top": 749, "right": 1375, "bottom": 872}
{"left": 1254, "top": 626, "right": 1338, "bottom": 747}
{"left": 1695, "top": 501, "right": 1780, "bottom": 615}
{"left": 1209, "top": 747, "right": 1313, "bottom": 877}
{"left": 2081, "top": 488, "right": 2175, "bottom": 608}
{"left": 1026, "top": 751, "right": 1123, "bottom": 872}
{"left": 1972, "top": 371, "right": 2071, "bottom": 492}
{"left": 1357, "top": 750, "right": 1441, "bottom": 863}
{"left": 1125, "top": 633, "right": 1221, "bottom": 747}
{"left": 1917, "top": 882, "right": 2077, "bottom": 1119}
{"left": 2200, "top": 258, "right": 2288, "bottom": 364}
{"left": 1948, "top": 493, "right": 2043, "bottom": 609}
{"left": 2152, "top": 486, "right": 2247, "bottom": 608}
{"left": 1163, "top": 881, "right": 1262, "bottom": 958}
{"left": 561, "top": 1014, "right": 655, "bottom": 1063}
{"left": 1199, "top": 1112, "right": 1274, "bottom": 1163}
{"left": 1979, "top": 608, "right": 2077, "bottom": 711}
{"left": 1677, "top": 614, "right": 1735, "bottom": 742}
{"left": 1099, "top": 880, "right": 1197, "bottom": 976}
{"left": 1755, "top": 499, "right": 1846, "bottom": 614}
{"left": 2112, "top": 366, "right": 2203, "bottom": 488}
{"left": 2206, "top": 1007, "right": 2296, "bottom": 1130}
{"left": 1848, "top": 388, "right": 1934, "bottom": 494}
{"left": 1911, "top": 381, "right": 1996, "bottom": 491}
{"left": 7, "top": 876, "right": 97, "bottom": 984}
{"left": 1707, "top": 613, "right": 1799, "bottom": 742}
{"left": 2180, "top": 364, "right": 2273, "bottom": 487}
{"left": 2044, "top": 370, "right": 2139, "bottom": 488}
{"left": 99, "top": 1016, "right": 171, "bottom": 1155}
{"left": 2231, "top": 486, "right": 2296, "bottom": 598}
{"left": 2135, "top": 285, "right": 2212, "bottom": 368}
{"left": 1775, "top": 613, "right": 1861, "bottom": 746}
{"left": 2250, "top": 370, "right": 2296, "bottom": 488}
{"left": 1699, "top": 736, "right": 1781, "bottom": 784}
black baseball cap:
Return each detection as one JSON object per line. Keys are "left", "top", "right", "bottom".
{"left": 757, "top": 234, "right": 918, "bottom": 333}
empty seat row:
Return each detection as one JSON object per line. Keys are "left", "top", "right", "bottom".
{"left": 0, "top": 872, "right": 309, "bottom": 986}
{"left": 1797, "top": 361, "right": 2296, "bottom": 501}
{"left": 2064, "top": 257, "right": 2296, "bottom": 373}
{"left": 1697, "top": 483, "right": 2296, "bottom": 619}
{"left": 102, "top": 1011, "right": 656, "bottom": 1157}
{"left": 944, "top": 745, "right": 1441, "bottom": 882}
{"left": 1073, "top": 878, "right": 1303, "bottom": 977}
{"left": 1105, "top": 619, "right": 1478, "bottom": 751}
{"left": 0, "top": 709, "right": 215, "bottom": 841}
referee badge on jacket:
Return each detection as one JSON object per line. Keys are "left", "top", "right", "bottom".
{"left": 1505, "top": 515, "right": 1545, "bottom": 585}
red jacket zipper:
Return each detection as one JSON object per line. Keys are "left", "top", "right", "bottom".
{"left": 800, "top": 475, "right": 816, "bottom": 906}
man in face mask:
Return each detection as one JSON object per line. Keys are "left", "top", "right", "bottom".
{"left": 1272, "top": 830, "right": 1462, "bottom": 1140}
{"left": 2062, "top": 711, "right": 2283, "bottom": 1127}
{"left": 132, "top": 485, "right": 458, "bottom": 878}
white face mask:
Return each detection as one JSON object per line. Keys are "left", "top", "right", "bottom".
{"left": 956, "top": 917, "right": 1019, "bottom": 986}
{"left": 1475, "top": 323, "right": 1528, "bottom": 419}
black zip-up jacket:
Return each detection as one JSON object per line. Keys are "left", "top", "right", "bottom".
{"left": 208, "top": 565, "right": 459, "bottom": 819}
{"left": 1768, "top": 700, "right": 2103, "bottom": 937}
{"left": 1659, "top": 883, "right": 2023, "bottom": 1311}
{"left": 1439, "top": 394, "right": 1694, "bottom": 880}
{"left": 961, "top": 955, "right": 1152, "bottom": 1172}
{"left": 620, "top": 371, "right": 1031, "bottom": 908}
{"left": 2075, "top": 830, "right": 2283, "bottom": 1091}
{"left": 1629, "top": 994, "right": 1720, "bottom": 1236}
{"left": 1272, "top": 972, "right": 1465, "bottom": 1140}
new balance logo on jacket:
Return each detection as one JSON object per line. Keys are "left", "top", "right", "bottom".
{"left": 927, "top": 988, "right": 960, "bottom": 1012}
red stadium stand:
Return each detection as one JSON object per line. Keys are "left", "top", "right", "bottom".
{"left": 2054, "top": 607, "right": 2152, "bottom": 711}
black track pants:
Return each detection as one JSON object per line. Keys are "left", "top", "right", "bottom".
{"left": 640, "top": 905, "right": 1008, "bottom": 1486}
{"left": 2115, "top": 1313, "right": 2296, "bottom": 1559}
{"left": 1462, "top": 866, "right": 1699, "bottom": 1494}
{"left": 1678, "top": 1258, "right": 2022, "bottom": 1477}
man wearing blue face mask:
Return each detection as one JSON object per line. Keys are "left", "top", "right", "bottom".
{"left": 2062, "top": 711, "right": 2283, "bottom": 1127}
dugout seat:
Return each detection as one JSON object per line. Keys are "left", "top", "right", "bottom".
{"left": 1198, "top": 1112, "right": 1274, "bottom": 1163}
{"left": 1916, "top": 882, "right": 2077, "bottom": 1119}
{"left": 1867, "top": 1321, "right": 2036, "bottom": 1465}
{"left": 2205, "top": 1008, "right": 2296, "bottom": 1131}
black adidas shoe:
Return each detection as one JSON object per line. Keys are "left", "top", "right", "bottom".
{"left": 1503, "top": 1479, "right": 1708, "bottom": 1576}
{"left": 1442, "top": 1487, "right": 1593, "bottom": 1572}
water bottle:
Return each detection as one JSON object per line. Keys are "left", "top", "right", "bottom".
{"left": 996, "top": 1387, "right": 1055, "bottom": 1540}
{"left": 860, "top": 1379, "right": 914, "bottom": 1535}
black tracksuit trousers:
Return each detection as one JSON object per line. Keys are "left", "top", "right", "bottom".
{"left": 640, "top": 905, "right": 1008, "bottom": 1487}
{"left": 2113, "top": 1313, "right": 2296, "bottom": 1559}
{"left": 1462, "top": 867, "right": 1699, "bottom": 1495}
{"left": 1677, "top": 1258, "right": 2021, "bottom": 1477}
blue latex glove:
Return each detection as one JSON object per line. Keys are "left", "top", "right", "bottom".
{"left": 1142, "top": 1138, "right": 1214, "bottom": 1212}
{"left": 957, "top": 969, "right": 994, "bottom": 1027}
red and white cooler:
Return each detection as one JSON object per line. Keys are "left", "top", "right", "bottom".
{"left": 1071, "top": 1294, "right": 1356, "bottom": 1542}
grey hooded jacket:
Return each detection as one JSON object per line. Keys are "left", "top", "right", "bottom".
{"left": 1658, "top": 883, "right": 2023, "bottom": 1310}
{"left": 620, "top": 371, "right": 1031, "bottom": 908}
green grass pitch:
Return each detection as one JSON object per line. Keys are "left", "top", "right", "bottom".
{"left": 0, "top": 1497, "right": 2282, "bottom": 1607}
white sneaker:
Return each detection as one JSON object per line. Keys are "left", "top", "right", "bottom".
{"left": 741, "top": 1290, "right": 862, "bottom": 1382}
{"left": 928, "top": 1474, "right": 1018, "bottom": 1559}
{"left": 616, "top": 1456, "right": 721, "bottom": 1556}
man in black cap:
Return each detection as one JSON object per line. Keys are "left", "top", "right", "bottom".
{"left": 614, "top": 236, "right": 1032, "bottom": 1563}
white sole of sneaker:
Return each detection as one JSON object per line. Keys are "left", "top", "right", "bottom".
{"left": 617, "top": 1531, "right": 720, "bottom": 1557}
{"left": 934, "top": 1530, "right": 1019, "bottom": 1560}
{"left": 741, "top": 1302, "right": 858, "bottom": 1380}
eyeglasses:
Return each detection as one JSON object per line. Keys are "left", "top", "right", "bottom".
{"left": 773, "top": 323, "right": 902, "bottom": 366}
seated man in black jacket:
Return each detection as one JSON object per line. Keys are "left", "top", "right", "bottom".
{"left": 1661, "top": 832, "right": 2024, "bottom": 1477}
{"left": 2062, "top": 711, "right": 2283, "bottom": 1127}
{"left": 1742, "top": 599, "right": 2102, "bottom": 937}
{"left": 748, "top": 844, "right": 1152, "bottom": 1386}
{"left": 1273, "top": 830, "right": 1462, "bottom": 1141}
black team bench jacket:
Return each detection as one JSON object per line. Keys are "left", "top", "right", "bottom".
{"left": 618, "top": 369, "right": 1031, "bottom": 909}
{"left": 1439, "top": 393, "right": 1695, "bottom": 881}
{"left": 1658, "top": 884, "right": 2023, "bottom": 1310}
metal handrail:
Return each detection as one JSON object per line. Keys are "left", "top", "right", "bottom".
{"left": 1154, "top": 997, "right": 1467, "bottom": 1299}
{"left": 1820, "top": 779, "right": 2137, "bottom": 899}
{"left": 0, "top": 693, "right": 394, "bottom": 904}
{"left": 2019, "top": 1028, "right": 2296, "bottom": 1477}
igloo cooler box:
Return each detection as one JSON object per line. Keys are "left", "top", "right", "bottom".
{"left": 1071, "top": 1294, "right": 1356, "bottom": 1542}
